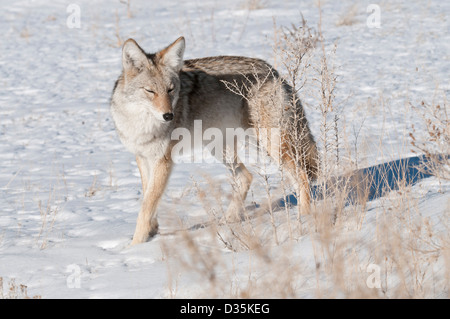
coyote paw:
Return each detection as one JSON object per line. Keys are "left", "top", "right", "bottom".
{"left": 222, "top": 202, "right": 244, "bottom": 224}
{"left": 131, "top": 220, "right": 159, "bottom": 245}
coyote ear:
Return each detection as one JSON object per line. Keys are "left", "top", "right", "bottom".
{"left": 122, "top": 39, "right": 149, "bottom": 74}
{"left": 158, "top": 37, "right": 185, "bottom": 72}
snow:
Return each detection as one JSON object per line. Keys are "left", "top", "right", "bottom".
{"left": 0, "top": 0, "right": 449, "bottom": 299}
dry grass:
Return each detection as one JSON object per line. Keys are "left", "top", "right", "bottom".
{"left": 85, "top": 173, "right": 100, "bottom": 197}
{"left": 120, "top": 0, "right": 133, "bottom": 19}
{"left": 20, "top": 27, "right": 31, "bottom": 40}
{"left": 35, "top": 166, "right": 68, "bottom": 250}
{"left": 163, "top": 160, "right": 448, "bottom": 298}
{"left": 36, "top": 188, "right": 59, "bottom": 250}
{"left": 0, "top": 277, "right": 41, "bottom": 299}
{"left": 409, "top": 99, "right": 449, "bottom": 181}
{"left": 240, "top": 0, "right": 267, "bottom": 11}
{"left": 336, "top": 4, "right": 359, "bottom": 27}
{"left": 113, "top": 10, "right": 124, "bottom": 48}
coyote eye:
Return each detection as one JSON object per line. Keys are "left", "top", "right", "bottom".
{"left": 144, "top": 88, "right": 155, "bottom": 94}
{"left": 168, "top": 87, "right": 174, "bottom": 93}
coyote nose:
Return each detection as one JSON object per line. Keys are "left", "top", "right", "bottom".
{"left": 163, "top": 113, "right": 174, "bottom": 122}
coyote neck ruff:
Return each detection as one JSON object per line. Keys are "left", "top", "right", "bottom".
{"left": 110, "top": 37, "right": 318, "bottom": 245}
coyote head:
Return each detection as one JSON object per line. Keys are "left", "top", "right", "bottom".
{"left": 118, "top": 37, "right": 185, "bottom": 122}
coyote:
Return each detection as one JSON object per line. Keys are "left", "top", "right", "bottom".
{"left": 111, "top": 37, "right": 318, "bottom": 245}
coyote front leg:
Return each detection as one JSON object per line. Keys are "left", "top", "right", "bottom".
{"left": 136, "top": 155, "right": 148, "bottom": 195}
{"left": 132, "top": 155, "right": 172, "bottom": 245}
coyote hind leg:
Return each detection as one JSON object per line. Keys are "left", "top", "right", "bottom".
{"left": 285, "top": 163, "right": 311, "bottom": 218}
{"left": 220, "top": 142, "right": 253, "bottom": 222}
{"left": 265, "top": 136, "right": 313, "bottom": 219}
{"left": 224, "top": 160, "right": 253, "bottom": 222}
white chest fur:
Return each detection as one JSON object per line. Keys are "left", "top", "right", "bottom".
{"left": 111, "top": 102, "right": 171, "bottom": 157}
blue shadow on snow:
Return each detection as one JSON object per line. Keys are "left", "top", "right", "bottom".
{"left": 274, "top": 155, "right": 437, "bottom": 209}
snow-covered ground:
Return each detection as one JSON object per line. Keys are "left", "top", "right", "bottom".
{"left": 0, "top": 0, "right": 448, "bottom": 298}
